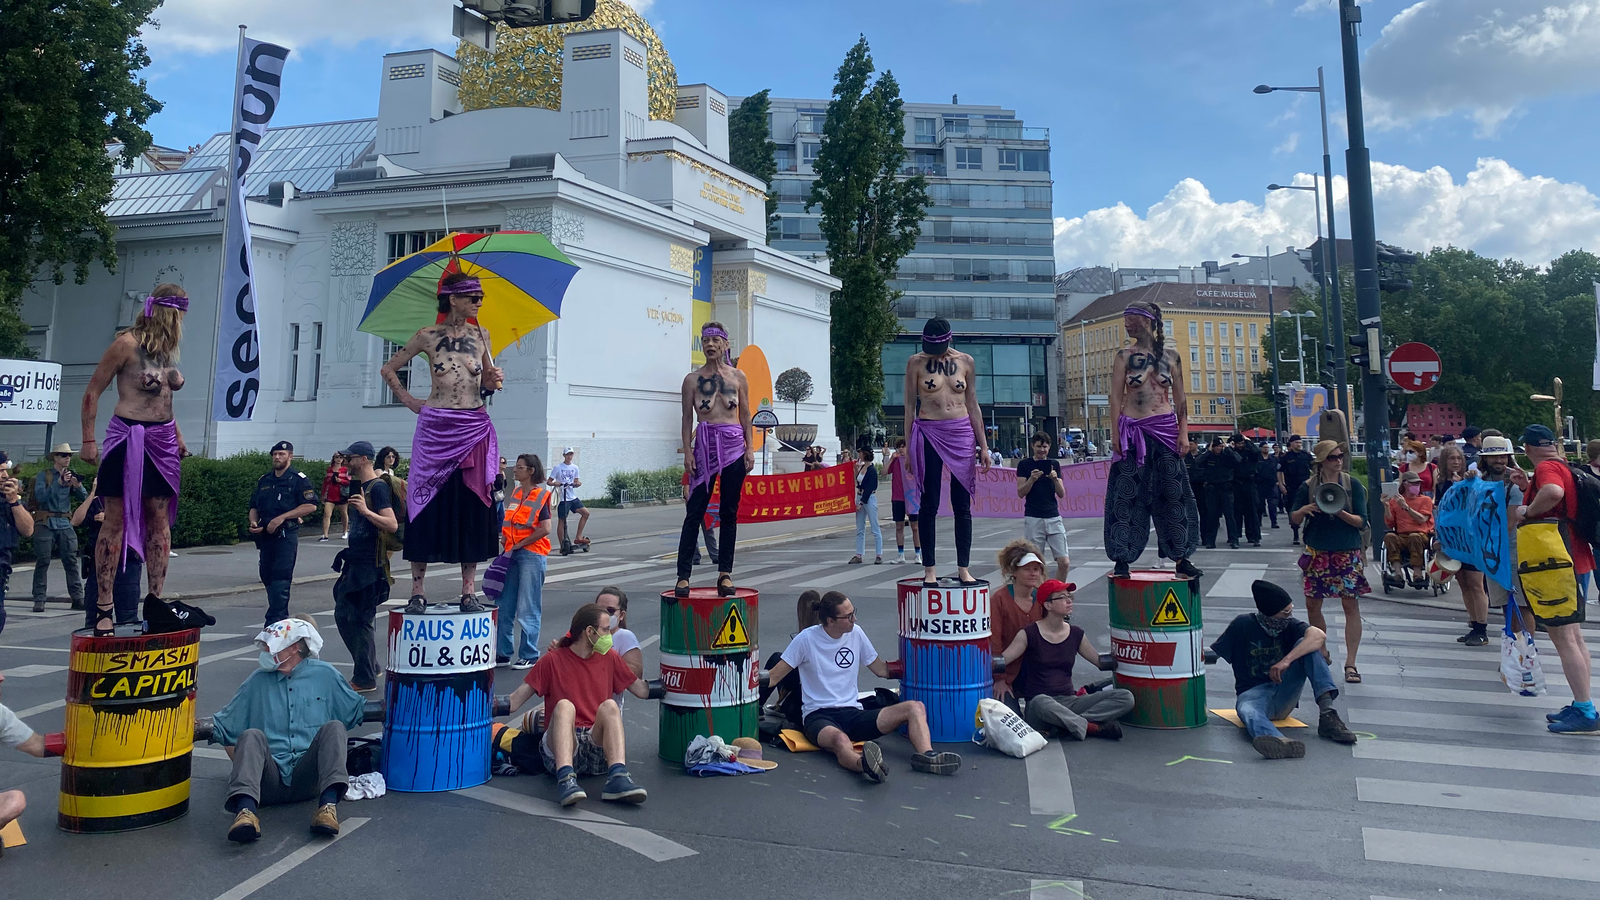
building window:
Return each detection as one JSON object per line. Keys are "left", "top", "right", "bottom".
{"left": 1222, "top": 372, "right": 1232, "bottom": 392}
{"left": 1251, "top": 348, "right": 1259, "bottom": 367}
{"left": 1235, "top": 323, "right": 1243, "bottom": 339}
{"left": 1207, "top": 374, "right": 1216, "bottom": 392}
{"left": 1249, "top": 322, "right": 1258, "bottom": 340}
{"left": 998, "top": 149, "right": 1019, "bottom": 171}
{"left": 956, "top": 147, "right": 983, "bottom": 170}
{"left": 1235, "top": 348, "right": 1245, "bottom": 367}
{"left": 1193, "top": 398, "right": 1201, "bottom": 416}
{"left": 387, "top": 226, "right": 498, "bottom": 264}
{"left": 379, "top": 340, "right": 422, "bottom": 407}
{"left": 1191, "top": 371, "right": 1200, "bottom": 391}
{"left": 775, "top": 147, "right": 795, "bottom": 172}
{"left": 1208, "top": 399, "right": 1217, "bottom": 416}
{"left": 943, "top": 116, "right": 970, "bottom": 135}
{"left": 287, "top": 324, "right": 301, "bottom": 398}
{"left": 914, "top": 117, "right": 936, "bottom": 143}
{"left": 1019, "top": 150, "right": 1050, "bottom": 172}
{"left": 1190, "top": 346, "right": 1199, "bottom": 365}
{"left": 1189, "top": 321, "right": 1198, "bottom": 339}
{"left": 799, "top": 113, "right": 825, "bottom": 134}
{"left": 1203, "top": 322, "right": 1212, "bottom": 341}
{"left": 802, "top": 142, "right": 821, "bottom": 165}
{"left": 311, "top": 323, "right": 323, "bottom": 398}
{"left": 1205, "top": 347, "right": 1214, "bottom": 366}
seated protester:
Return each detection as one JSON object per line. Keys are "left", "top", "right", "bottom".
{"left": 595, "top": 586, "right": 642, "bottom": 705}
{"left": 1383, "top": 470, "right": 1434, "bottom": 582}
{"left": 766, "top": 591, "right": 962, "bottom": 782}
{"left": 505, "top": 604, "right": 651, "bottom": 807}
{"left": 994, "top": 580, "right": 1132, "bottom": 740}
{"left": 1210, "top": 581, "right": 1357, "bottom": 759}
{"left": 210, "top": 619, "right": 366, "bottom": 843}
{"left": 1, "top": 667, "right": 49, "bottom": 835}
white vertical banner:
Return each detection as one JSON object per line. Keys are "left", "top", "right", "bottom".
{"left": 1593, "top": 281, "right": 1600, "bottom": 391}
{"left": 212, "top": 35, "right": 290, "bottom": 421}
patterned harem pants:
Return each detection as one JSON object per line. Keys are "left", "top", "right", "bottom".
{"left": 1103, "top": 441, "right": 1201, "bottom": 564}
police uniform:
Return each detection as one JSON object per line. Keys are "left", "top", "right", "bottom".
{"left": 1230, "top": 439, "right": 1262, "bottom": 546}
{"left": 1195, "top": 443, "right": 1241, "bottom": 548}
{"left": 250, "top": 442, "right": 318, "bottom": 626}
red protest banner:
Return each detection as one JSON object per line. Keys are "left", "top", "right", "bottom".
{"left": 708, "top": 462, "right": 859, "bottom": 524}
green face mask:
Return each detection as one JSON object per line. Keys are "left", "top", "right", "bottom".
{"left": 591, "top": 631, "right": 614, "bottom": 655}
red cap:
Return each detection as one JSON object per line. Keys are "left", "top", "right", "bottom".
{"left": 1038, "top": 580, "right": 1076, "bottom": 602}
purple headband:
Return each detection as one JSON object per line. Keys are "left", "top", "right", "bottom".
{"left": 142, "top": 294, "right": 189, "bottom": 317}
{"left": 922, "top": 328, "right": 952, "bottom": 343}
{"left": 1123, "top": 306, "right": 1158, "bottom": 321}
{"left": 701, "top": 325, "right": 729, "bottom": 341}
{"left": 438, "top": 277, "right": 484, "bottom": 296}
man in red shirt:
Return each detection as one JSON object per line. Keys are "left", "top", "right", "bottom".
{"left": 505, "top": 604, "right": 654, "bottom": 804}
{"left": 1510, "top": 424, "right": 1597, "bottom": 733}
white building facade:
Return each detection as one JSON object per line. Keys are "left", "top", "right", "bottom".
{"left": 10, "top": 30, "right": 840, "bottom": 492}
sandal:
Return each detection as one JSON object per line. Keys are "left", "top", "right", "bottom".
{"left": 92, "top": 605, "right": 115, "bottom": 637}
{"left": 716, "top": 574, "right": 735, "bottom": 597}
{"left": 1343, "top": 665, "right": 1362, "bottom": 684}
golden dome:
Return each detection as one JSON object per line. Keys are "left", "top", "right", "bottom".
{"left": 455, "top": 0, "right": 678, "bottom": 121}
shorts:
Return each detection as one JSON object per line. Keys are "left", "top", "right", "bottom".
{"left": 1023, "top": 516, "right": 1070, "bottom": 560}
{"left": 891, "top": 500, "right": 907, "bottom": 523}
{"left": 1299, "top": 547, "right": 1372, "bottom": 600}
{"left": 558, "top": 498, "right": 585, "bottom": 518}
{"left": 802, "top": 706, "right": 884, "bottom": 745}
{"left": 540, "top": 724, "right": 609, "bottom": 776}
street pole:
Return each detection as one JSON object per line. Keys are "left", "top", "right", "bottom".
{"left": 1318, "top": 67, "right": 1349, "bottom": 416}
{"left": 1266, "top": 247, "right": 1281, "bottom": 440}
{"left": 1338, "top": 0, "right": 1386, "bottom": 552}
{"left": 1080, "top": 319, "right": 1089, "bottom": 434}
{"left": 1310, "top": 174, "right": 1331, "bottom": 391}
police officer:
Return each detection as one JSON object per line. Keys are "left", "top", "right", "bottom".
{"left": 249, "top": 441, "right": 319, "bottom": 627}
{"left": 1195, "top": 437, "right": 1241, "bottom": 549}
{"left": 1230, "top": 433, "right": 1262, "bottom": 548}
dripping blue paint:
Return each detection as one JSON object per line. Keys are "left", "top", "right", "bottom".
{"left": 899, "top": 637, "right": 990, "bottom": 743}
{"left": 382, "top": 670, "right": 493, "bottom": 792}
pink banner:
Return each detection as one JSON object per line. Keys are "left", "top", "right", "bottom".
{"left": 912, "top": 460, "right": 1110, "bottom": 519}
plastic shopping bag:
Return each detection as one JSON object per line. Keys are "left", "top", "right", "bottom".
{"left": 1499, "top": 601, "right": 1548, "bottom": 697}
{"left": 975, "top": 697, "right": 1046, "bottom": 758}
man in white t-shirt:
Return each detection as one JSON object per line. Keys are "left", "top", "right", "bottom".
{"left": 2, "top": 669, "right": 49, "bottom": 833}
{"left": 548, "top": 448, "right": 591, "bottom": 555}
{"left": 766, "top": 592, "right": 961, "bottom": 782}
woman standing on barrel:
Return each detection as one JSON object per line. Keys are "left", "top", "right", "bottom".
{"left": 1289, "top": 440, "right": 1370, "bottom": 683}
{"left": 1103, "top": 300, "right": 1202, "bottom": 581}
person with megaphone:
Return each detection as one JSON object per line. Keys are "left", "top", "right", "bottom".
{"left": 1288, "top": 440, "right": 1371, "bottom": 684}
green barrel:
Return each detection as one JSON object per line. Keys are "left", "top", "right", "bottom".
{"left": 657, "top": 586, "right": 759, "bottom": 763}
{"left": 1108, "top": 571, "right": 1207, "bottom": 729}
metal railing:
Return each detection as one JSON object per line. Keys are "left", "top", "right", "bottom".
{"left": 900, "top": 162, "right": 947, "bottom": 177}
{"left": 939, "top": 123, "right": 1049, "bottom": 143}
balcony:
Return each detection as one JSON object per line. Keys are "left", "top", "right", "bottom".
{"left": 791, "top": 119, "right": 826, "bottom": 141}
{"left": 900, "top": 162, "right": 946, "bottom": 177}
{"left": 938, "top": 122, "right": 1049, "bottom": 144}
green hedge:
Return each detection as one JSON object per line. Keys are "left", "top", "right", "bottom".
{"left": 605, "top": 465, "right": 685, "bottom": 505}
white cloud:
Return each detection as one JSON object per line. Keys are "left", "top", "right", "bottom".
{"left": 1055, "top": 158, "right": 1600, "bottom": 269}
{"left": 1365, "top": 0, "right": 1600, "bottom": 133}
{"left": 142, "top": 0, "right": 652, "bottom": 54}
{"left": 1273, "top": 131, "right": 1301, "bottom": 155}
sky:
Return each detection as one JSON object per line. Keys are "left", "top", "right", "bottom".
{"left": 135, "top": 0, "right": 1600, "bottom": 271}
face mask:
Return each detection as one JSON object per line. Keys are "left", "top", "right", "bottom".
{"left": 922, "top": 339, "right": 950, "bottom": 356}
{"left": 591, "top": 631, "right": 614, "bottom": 655}
{"left": 1405, "top": 453, "right": 1418, "bottom": 462}
{"left": 1405, "top": 486, "right": 1421, "bottom": 495}
{"left": 258, "top": 651, "right": 279, "bottom": 671}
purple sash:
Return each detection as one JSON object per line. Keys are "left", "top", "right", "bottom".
{"left": 102, "top": 417, "right": 180, "bottom": 570}
{"left": 909, "top": 417, "right": 977, "bottom": 498}
{"left": 409, "top": 405, "right": 498, "bottom": 520}
{"left": 1115, "top": 412, "right": 1180, "bottom": 467}
{"left": 690, "top": 421, "right": 746, "bottom": 497}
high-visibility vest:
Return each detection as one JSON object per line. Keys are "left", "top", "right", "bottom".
{"left": 501, "top": 485, "right": 551, "bottom": 555}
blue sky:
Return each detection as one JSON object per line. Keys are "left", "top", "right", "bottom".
{"left": 139, "top": 0, "right": 1600, "bottom": 268}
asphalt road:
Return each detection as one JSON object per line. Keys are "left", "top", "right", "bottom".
{"left": 2, "top": 503, "right": 1598, "bottom": 900}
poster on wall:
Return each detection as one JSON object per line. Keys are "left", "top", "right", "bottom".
{"left": 0, "top": 359, "right": 62, "bottom": 424}
{"left": 689, "top": 244, "right": 713, "bottom": 366}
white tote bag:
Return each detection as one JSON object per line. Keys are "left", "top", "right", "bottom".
{"left": 975, "top": 697, "right": 1046, "bottom": 758}
{"left": 1499, "top": 601, "right": 1548, "bottom": 697}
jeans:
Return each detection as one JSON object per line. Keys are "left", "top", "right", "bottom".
{"left": 224, "top": 722, "right": 349, "bottom": 812}
{"left": 32, "top": 524, "right": 83, "bottom": 603}
{"left": 1234, "top": 653, "right": 1338, "bottom": 739}
{"left": 258, "top": 531, "right": 299, "bottom": 627}
{"left": 855, "top": 494, "right": 883, "bottom": 558}
{"left": 496, "top": 549, "right": 545, "bottom": 661}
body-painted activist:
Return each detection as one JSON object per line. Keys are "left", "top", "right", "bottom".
{"left": 675, "top": 322, "right": 752, "bottom": 598}
{"left": 1103, "top": 300, "right": 1202, "bottom": 580}
{"left": 381, "top": 271, "right": 504, "bottom": 613}
{"left": 80, "top": 283, "right": 213, "bottom": 636}
{"left": 902, "top": 316, "right": 991, "bottom": 587}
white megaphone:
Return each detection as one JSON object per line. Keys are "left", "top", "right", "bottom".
{"left": 1315, "top": 481, "right": 1348, "bottom": 515}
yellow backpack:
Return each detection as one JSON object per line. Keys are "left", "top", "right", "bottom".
{"left": 1516, "top": 520, "right": 1579, "bottom": 623}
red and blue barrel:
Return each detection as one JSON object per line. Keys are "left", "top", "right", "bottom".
{"left": 657, "top": 587, "right": 759, "bottom": 763}
{"left": 1109, "top": 571, "right": 1207, "bottom": 729}
{"left": 897, "top": 577, "right": 991, "bottom": 743}
{"left": 383, "top": 606, "right": 496, "bottom": 791}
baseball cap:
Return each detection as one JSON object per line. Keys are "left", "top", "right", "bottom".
{"left": 1520, "top": 424, "right": 1556, "bottom": 448}
{"left": 343, "top": 440, "right": 376, "bottom": 459}
{"left": 563, "top": 446, "right": 575, "bottom": 455}
{"left": 271, "top": 440, "right": 293, "bottom": 453}
{"left": 1461, "top": 426, "right": 1481, "bottom": 440}
{"left": 1037, "top": 579, "right": 1076, "bottom": 602}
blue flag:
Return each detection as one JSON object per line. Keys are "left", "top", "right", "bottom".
{"left": 1436, "top": 478, "right": 1514, "bottom": 590}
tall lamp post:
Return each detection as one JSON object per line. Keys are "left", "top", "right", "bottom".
{"left": 1268, "top": 182, "right": 1331, "bottom": 391}
{"left": 1233, "top": 251, "right": 1282, "bottom": 440}
{"left": 1255, "top": 68, "right": 1348, "bottom": 416}
{"left": 1079, "top": 319, "right": 1089, "bottom": 439}
{"left": 1279, "top": 310, "right": 1318, "bottom": 383}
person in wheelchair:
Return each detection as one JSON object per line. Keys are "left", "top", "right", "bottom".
{"left": 1383, "top": 470, "right": 1434, "bottom": 588}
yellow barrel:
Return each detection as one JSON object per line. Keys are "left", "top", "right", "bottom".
{"left": 59, "top": 627, "right": 200, "bottom": 833}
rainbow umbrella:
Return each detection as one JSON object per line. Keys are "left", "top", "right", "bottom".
{"left": 358, "top": 231, "right": 579, "bottom": 356}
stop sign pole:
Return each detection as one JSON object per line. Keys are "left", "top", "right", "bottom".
{"left": 1384, "top": 342, "right": 1442, "bottom": 393}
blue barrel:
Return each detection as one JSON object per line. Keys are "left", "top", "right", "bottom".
{"left": 897, "top": 577, "right": 991, "bottom": 743}
{"left": 382, "top": 606, "right": 496, "bottom": 792}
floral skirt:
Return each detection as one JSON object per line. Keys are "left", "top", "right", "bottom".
{"left": 1299, "top": 547, "right": 1371, "bottom": 600}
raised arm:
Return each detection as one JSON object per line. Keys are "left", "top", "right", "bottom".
{"left": 379, "top": 330, "right": 429, "bottom": 414}
{"left": 479, "top": 325, "right": 503, "bottom": 392}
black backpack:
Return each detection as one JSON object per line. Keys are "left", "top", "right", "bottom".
{"left": 1563, "top": 462, "right": 1600, "bottom": 547}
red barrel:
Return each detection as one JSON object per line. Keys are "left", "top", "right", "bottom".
{"left": 897, "top": 577, "right": 991, "bottom": 743}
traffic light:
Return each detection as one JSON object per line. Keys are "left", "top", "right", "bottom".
{"left": 1349, "top": 325, "right": 1382, "bottom": 374}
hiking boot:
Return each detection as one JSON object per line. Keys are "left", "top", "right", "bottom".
{"left": 1112, "top": 561, "right": 1130, "bottom": 579}
{"left": 31, "top": 599, "right": 44, "bottom": 613}
{"left": 860, "top": 741, "right": 888, "bottom": 783}
{"left": 1087, "top": 720, "right": 1123, "bottom": 741}
{"left": 405, "top": 595, "right": 427, "bottom": 614}
{"left": 459, "top": 594, "right": 485, "bottom": 613}
{"left": 601, "top": 771, "right": 647, "bottom": 803}
{"left": 1175, "top": 559, "right": 1204, "bottom": 579}
{"left": 557, "top": 773, "right": 587, "bottom": 806}
{"left": 309, "top": 803, "right": 340, "bottom": 836}
{"left": 1251, "top": 735, "right": 1306, "bottom": 759}
{"left": 1548, "top": 706, "right": 1600, "bottom": 734}
{"left": 1318, "top": 709, "right": 1358, "bottom": 744}
{"left": 910, "top": 750, "right": 962, "bottom": 775}
{"left": 227, "top": 808, "right": 261, "bottom": 843}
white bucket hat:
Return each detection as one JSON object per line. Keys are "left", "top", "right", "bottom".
{"left": 256, "top": 618, "right": 324, "bottom": 658}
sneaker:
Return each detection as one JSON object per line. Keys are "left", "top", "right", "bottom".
{"left": 1088, "top": 720, "right": 1123, "bottom": 741}
{"left": 913, "top": 552, "right": 922, "bottom": 566}
{"left": 1251, "top": 735, "right": 1306, "bottom": 759}
{"left": 512, "top": 658, "right": 536, "bottom": 670}
{"left": 460, "top": 594, "right": 486, "bottom": 613}
{"left": 860, "top": 741, "right": 888, "bottom": 782}
{"left": 1548, "top": 706, "right": 1600, "bottom": 734}
{"left": 1175, "top": 559, "right": 1204, "bottom": 579}
{"left": 1547, "top": 705, "right": 1577, "bottom": 723}
{"left": 1318, "top": 709, "right": 1358, "bottom": 744}
{"left": 1112, "top": 561, "right": 1131, "bottom": 579}
{"left": 496, "top": 655, "right": 511, "bottom": 667}
{"left": 1463, "top": 630, "right": 1489, "bottom": 647}
{"left": 848, "top": 555, "right": 863, "bottom": 564}
{"left": 348, "top": 682, "right": 378, "bottom": 694}
{"left": 310, "top": 803, "right": 340, "bottom": 835}
{"left": 31, "top": 599, "right": 44, "bottom": 613}
{"left": 874, "top": 556, "right": 882, "bottom": 565}
{"left": 228, "top": 808, "right": 261, "bottom": 843}
{"left": 558, "top": 774, "right": 586, "bottom": 806}
{"left": 405, "top": 595, "right": 427, "bottom": 615}
{"left": 910, "top": 749, "right": 961, "bottom": 775}
{"left": 340, "top": 532, "right": 349, "bottom": 541}
{"left": 893, "top": 554, "right": 905, "bottom": 564}
{"left": 318, "top": 536, "right": 330, "bottom": 542}
{"left": 1271, "top": 524, "right": 1280, "bottom": 529}
{"left": 601, "top": 771, "right": 647, "bottom": 803}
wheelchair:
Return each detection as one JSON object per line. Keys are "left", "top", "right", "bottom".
{"left": 1379, "top": 532, "right": 1452, "bottom": 596}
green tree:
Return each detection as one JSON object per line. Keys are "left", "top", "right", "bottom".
{"left": 728, "top": 89, "right": 776, "bottom": 234}
{"left": 808, "top": 37, "right": 929, "bottom": 441}
{"left": 775, "top": 366, "right": 814, "bottom": 422}
{"left": 0, "top": 0, "right": 163, "bottom": 357}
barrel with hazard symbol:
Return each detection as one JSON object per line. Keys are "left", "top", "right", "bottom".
{"left": 1108, "top": 571, "right": 1206, "bottom": 729}
{"left": 898, "top": 577, "right": 991, "bottom": 743}
{"left": 58, "top": 627, "right": 201, "bottom": 833}
{"left": 658, "top": 587, "right": 759, "bottom": 763}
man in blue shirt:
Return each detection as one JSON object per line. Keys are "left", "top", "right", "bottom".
{"left": 30, "top": 444, "right": 86, "bottom": 612}
{"left": 210, "top": 618, "right": 365, "bottom": 843}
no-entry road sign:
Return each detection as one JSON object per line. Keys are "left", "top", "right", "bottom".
{"left": 1386, "top": 342, "right": 1441, "bottom": 393}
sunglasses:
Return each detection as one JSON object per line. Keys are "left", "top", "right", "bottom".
{"left": 600, "top": 606, "right": 620, "bottom": 616}
{"left": 1326, "top": 453, "right": 1345, "bottom": 461}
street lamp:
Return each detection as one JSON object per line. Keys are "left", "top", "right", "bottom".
{"left": 1233, "top": 251, "right": 1281, "bottom": 440}
{"left": 1254, "top": 68, "right": 1348, "bottom": 416}
{"left": 1079, "top": 319, "right": 1089, "bottom": 444}
{"left": 1268, "top": 181, "right": 1332, "bottom": 391}
{"left": 1278, "top": 310, "right": 1317, "bottom": 383}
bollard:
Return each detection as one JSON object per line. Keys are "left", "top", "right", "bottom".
{"left": 58, "top": 627, "right": 201, "bottom": 833}
{"left": 897, "top": 577, "right": 991, "bottom": 743}
{"left": 1109, "top": 571, "right": 1207, "bottom": 729}
{"left": 657, "top": 587, "right": 759, "bottom": 763}
{"left": 382, "top": 605, "right": 496, "bottom": 792}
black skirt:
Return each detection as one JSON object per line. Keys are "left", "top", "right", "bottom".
{"left": 402, "top": 469, "right": 499, "bottom": 565}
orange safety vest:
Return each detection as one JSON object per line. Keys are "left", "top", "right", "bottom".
{"left": 501, "top": 485, "right": 551, "bottom": 555}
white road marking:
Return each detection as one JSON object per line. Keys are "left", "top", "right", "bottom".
{"left": 1353, "top": 739, "right": 1600, "bottom": 777}
{"left": 639, "top": 634, "right": 659, "bottom": 649}
{"left": 458, "top": 784, "right": 697, "bottom": 861}
{"left": 210, "top": 817, "right": 370, "bottom": 900}
{"left": 1351, "top": 662, "right": 1597, "bottom": 690}
{"left": 198, "top": 631, "right": 253, "bottom": 642}
{"left": 0, "top": 644, "right": 69, "bottom": 653}
{"left": 1208, "top": 564, "right": 1268, "bottom": 598}
{"left": 1362, "top": 827, "right": 1600, "bottom": 883}
{"left": 543, "top": 562, "right": 656, "bottom": 585}
{"left": 737, "top": 563, "right": 838, "bottom": 587}
{"left": 1357, "top": 777, "right": 1600, "bottom": 821}
{"left": 1030, "top": 878, "right": 1087, "bottom": 899}
{"left": 1024, "top": 740, "right": 1076, "bottom": 817}
{"left": 1, "top": 664, "right": 66, "bottom": 678}
{"left": 1347, "top": 708, "right": 1565, "bottom": 737}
